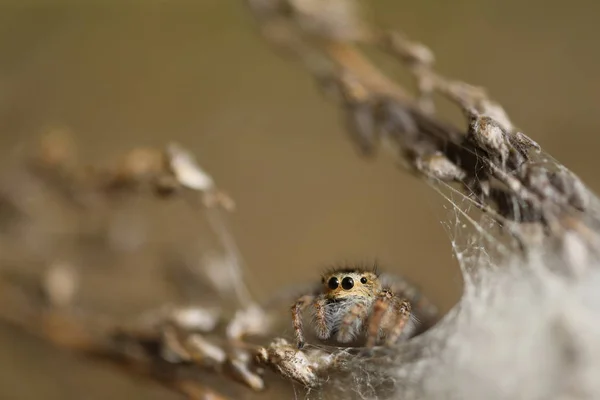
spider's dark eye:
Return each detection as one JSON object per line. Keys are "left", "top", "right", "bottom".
{"left": 341, "top": 276, "right": 354, "bottom": 290}
{"left": 360, "top": 277, "right": 368, "bottom": 284}
{"left": 328, "top": 277, "right": 339, "bottom": 290}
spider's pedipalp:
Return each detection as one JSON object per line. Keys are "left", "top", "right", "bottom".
{"left": 365, "top": 290, "right": 393, "bottom": 347}
{"left": 336, "top": 300, "right": 368, "bottom": 343}
{"left": 385, "top": 299, "right": 412, "bottom": 345}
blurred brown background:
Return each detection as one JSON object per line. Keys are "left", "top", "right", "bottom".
{"left": 1, "top": 1, "right": 599, "bottom": 399}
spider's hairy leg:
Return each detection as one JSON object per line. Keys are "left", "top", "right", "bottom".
{"left": 384, "top": 275, "right": 439, "bottom": 327}
{"left": 314, "top": 295, "right": 330, "bottom": 340}
{"left": 291, "top": 294, "right": 315, "bottom": 349}
{"left": 336, "top": 301, "right": 368, "bottom": 343}
{"left": 365, "top": 290, "right": 393, "bottom": 348}
{"left": 384, "top": 298, "right": 411, "bottom": 345}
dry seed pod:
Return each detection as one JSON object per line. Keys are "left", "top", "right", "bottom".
{"left": 34, "top": 128, "right": 77, "bottom": 170}
{"left": 415, "top": 151, "right": 467, "bottom": 182}
{"left": 113, "top": 147, "right": 166, "bottom": 186}
{"left": 344, "top": 100, "right": 380, "bottom": 156}
{"left": 467, "top": 113, "right": 511, "bottom": 167}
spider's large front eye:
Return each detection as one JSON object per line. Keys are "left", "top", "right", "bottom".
{"left": 328, "top": 277, "right": 339, "bottom": 290}
{"left": 341, "top": 276, "right": 354, "bottom": 290}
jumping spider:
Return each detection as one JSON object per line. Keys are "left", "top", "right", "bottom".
{"left": 291, "top": 267, "right": 412, "bottom": 349}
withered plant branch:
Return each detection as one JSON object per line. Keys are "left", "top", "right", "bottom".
{"left": 0, "top": 139, "right": 274, "bottom": 398}
{"left": 0, "top": 279, "right": 231, "bottom": 400}
{"left": 245, "top": 0, "right": 599, "bottom": 262}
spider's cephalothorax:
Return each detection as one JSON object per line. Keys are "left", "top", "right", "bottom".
{"left": 291, "top": 267, "right": 412, "bottom": 349}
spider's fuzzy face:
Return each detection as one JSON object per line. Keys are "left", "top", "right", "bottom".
{"left": 321, "top": 269, "right": 382, "bottom": 300}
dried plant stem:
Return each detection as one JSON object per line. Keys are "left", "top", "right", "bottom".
{"left": 0, "top": 281, "right": 228, "bottom": 400}
{"left": 0, "top": 141, "right": 272, "bottom": 399}
{"left": 246, "top": 0, "right": 599, "bottom": 260}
